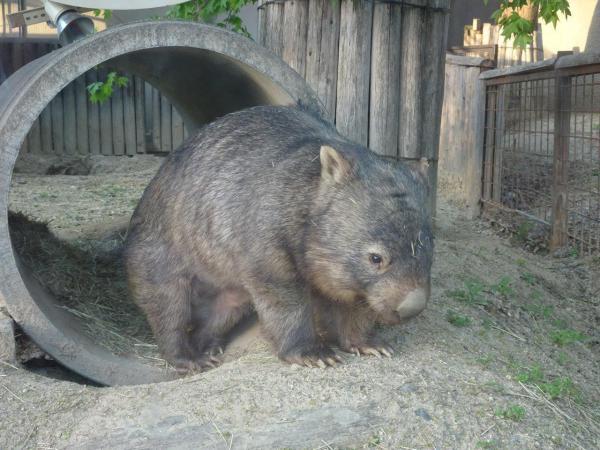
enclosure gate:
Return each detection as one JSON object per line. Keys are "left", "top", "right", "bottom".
{"left": 481, "top": 54, "right": 600, "bottom": 256}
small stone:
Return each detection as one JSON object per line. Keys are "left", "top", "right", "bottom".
{"left": 399, "top": 383, "right": 417, "bottom": 393}
{"left": 415, "top": 408, "right": 432, "bottom": 421}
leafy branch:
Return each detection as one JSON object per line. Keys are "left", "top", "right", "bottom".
{"left": 92, "top": 9, "right": 112, "bottom": 21}
{"left": 486, "top": 0, "right": 571, "bottom": 48}
{"left": 86, "top": 71, "right": 128, "bottom": 104}
{"left": 166, "top": 0, "right": 257, "bottom": 37}
{"left": 87, "top": 1, "right": 256, "bottom": 103}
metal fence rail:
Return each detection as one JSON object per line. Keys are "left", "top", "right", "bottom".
{"left": 481, "top": 54, "right": 600, "bottom": 256}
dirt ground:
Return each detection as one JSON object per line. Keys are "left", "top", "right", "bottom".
{"left": 1, "top": 155, "right": 599, "bottom": 449}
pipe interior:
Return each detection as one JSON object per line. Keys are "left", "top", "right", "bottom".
{"left": 8, "top": 46, "right": 293, "bottom": 382}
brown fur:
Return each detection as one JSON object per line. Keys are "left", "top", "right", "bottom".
{"left": 124, "top": 106, "right": 433, "bottom": 373}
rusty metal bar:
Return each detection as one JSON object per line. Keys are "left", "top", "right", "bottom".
{"left": 550, "top": 74, "right": 571, "bottom": 250}
{"left": 482, "top": 86, "right": 496, "bottom": 201}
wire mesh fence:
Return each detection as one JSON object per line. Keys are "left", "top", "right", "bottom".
{"left": 482, "top": 56, "right": 600, "bottom": 256}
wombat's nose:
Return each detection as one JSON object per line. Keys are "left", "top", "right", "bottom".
{"left": 396, "top": 287, "right": 428, "bottom": 318}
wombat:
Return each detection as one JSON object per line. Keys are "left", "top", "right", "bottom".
{"left": 124, "top": 106, "right": 433, "bottom": 373}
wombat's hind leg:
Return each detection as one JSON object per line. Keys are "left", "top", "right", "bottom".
{"left": 130, "top": 275, "right": 215, "bottom": 374}
{"left": 191, "top": 287, "right": 253, "bottom": 363}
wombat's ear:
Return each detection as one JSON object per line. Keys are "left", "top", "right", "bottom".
{"left": 320, "top": 145, "right": 352, "bottom": 184}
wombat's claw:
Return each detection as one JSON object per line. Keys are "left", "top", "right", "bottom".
{"left": 282, "top": 346, "right": 343, "bottom": 368}
{"left": 346, "top": 344, "right": 394, "bottom": 358}
{"left": 173, "top": 354, "right": 222, "bottom": 375}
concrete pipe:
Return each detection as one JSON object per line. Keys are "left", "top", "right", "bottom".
{"left": 0, "top": 21, "right": 324, "bottom": 386}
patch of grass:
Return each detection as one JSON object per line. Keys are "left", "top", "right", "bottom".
{"left": 490, "top": 276, "right": 514, "bottom": 298}
{"left": 556, "top": 351, "right": 569, "bottom": 366}
{"left": 538, "top": 377, "right": 577, "bottom": 400}
{"left": 515, "top": 221, "right": 534, "bottom": 242}
{"left": 551, "top": 329, "right": 587, "bottom": 346}
{"left": 515, "top": 364, "right": 579, "bottom": 400}
{"left": 476, "top": 440, "right": 500, "bottom": 449}
{"left": 476, "top": 354, "right": 494, "bottom": 368}
{"left": 519, "top": 271, "right": 536, "bottom": 286}
{"left": 529, "top": 290, "right": 543, "bottom": 301}
{"left": 516, "top": 365, "right": 545, "bottom": 384}
{"left": 93, "top": 185, "right": 128, "bottom": 198}
{"left": 36, "top": 191, "right": 58, "bottom": 200}
{"left": 446, "top": 310, "right": 471, "bottom": 327}
{"left": 495, "top": 405, "right": 525, "bottom": 421}
{"left": 447, "top": 279, "right": 487, "bottom": 306}
{"left": 482, "top": 381, "right": 505, "bottom": 393}
{"left": 482, "top": 318, "right": 493, "bottom": 330}
{"left": 367, "top": 433, "right": 383, "bottom": 448}
{"left": 515, "top": 258, "right": 527, "bottom": 267}
{"left": 552, "top": 318, "right": 567, "bottom": 329}
{"left": 521, "top": 301, "right": 553, "bottom": 320}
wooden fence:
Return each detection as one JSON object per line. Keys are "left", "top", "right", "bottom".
{"left": 462, "top": 17, "right": 543, "bottom": 68}
{"left": 438, "top": 54, "right": 494, "bottom": 218}
{"left": 258, "top": 0, "right": 450, "bottom": 214}
{"left": 0, "top": 37, "right": 188, "bottom": 156}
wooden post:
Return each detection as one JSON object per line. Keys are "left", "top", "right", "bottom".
{"left": 305, "top": 0, "right": 340, "bottom": 120}
{"left": 438, "top": 55, "right": 493, "bottom": 218}
{"left": 550, "top": 74, "right": 571, "bottom": 250}
{"left": 398, "top": 4, "right": 425, "bottom": 159}
{"left": 259, "top": 0, "right": 285, "bottom": 58}
{"left": 336, "top": 0, "right": 373, "bottom": 146}
{"left": 369, "top": 2, "right": 402, "bottom": 157}
{"left": 421, "top": 0, "right": 451, "bottom": 214}
{"left": 282, "top": 0, "right": 309, "bottom": 77}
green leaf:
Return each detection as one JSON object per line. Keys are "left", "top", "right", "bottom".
{"left": 86, "top": 71, "right": 129, "bottom": 104}
{"left": 165, "top": 0, "right": 257, "bottom": 36}
{"left": 491, "top": 0, "right": 571, "bottom": 49}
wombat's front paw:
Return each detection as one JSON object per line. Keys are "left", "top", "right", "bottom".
{"left": 172, "top": 354, "right": 222, "bottom": 375}
{"left": 340, "top": 339, "right": 394, "bottom": 358}
{"left": 280, "top": 344, "right": 343, "bottom": 368}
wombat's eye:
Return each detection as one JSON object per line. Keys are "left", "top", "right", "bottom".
{"left": 369, "top": 253, "right": 383, "bottom": 266}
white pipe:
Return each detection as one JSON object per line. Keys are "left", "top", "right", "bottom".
{"left": 42, "top": 0, "right": 72, "bottom": 24}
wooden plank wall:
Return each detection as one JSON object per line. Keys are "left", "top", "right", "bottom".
{"left": 260, "top": 0, "right": 450, "bottom": 160}
{"left": 260, "top": 0, "right": 451, "bottom": 213}
{"left": 0, "top": 37, "right": 188, "bottom": 156}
